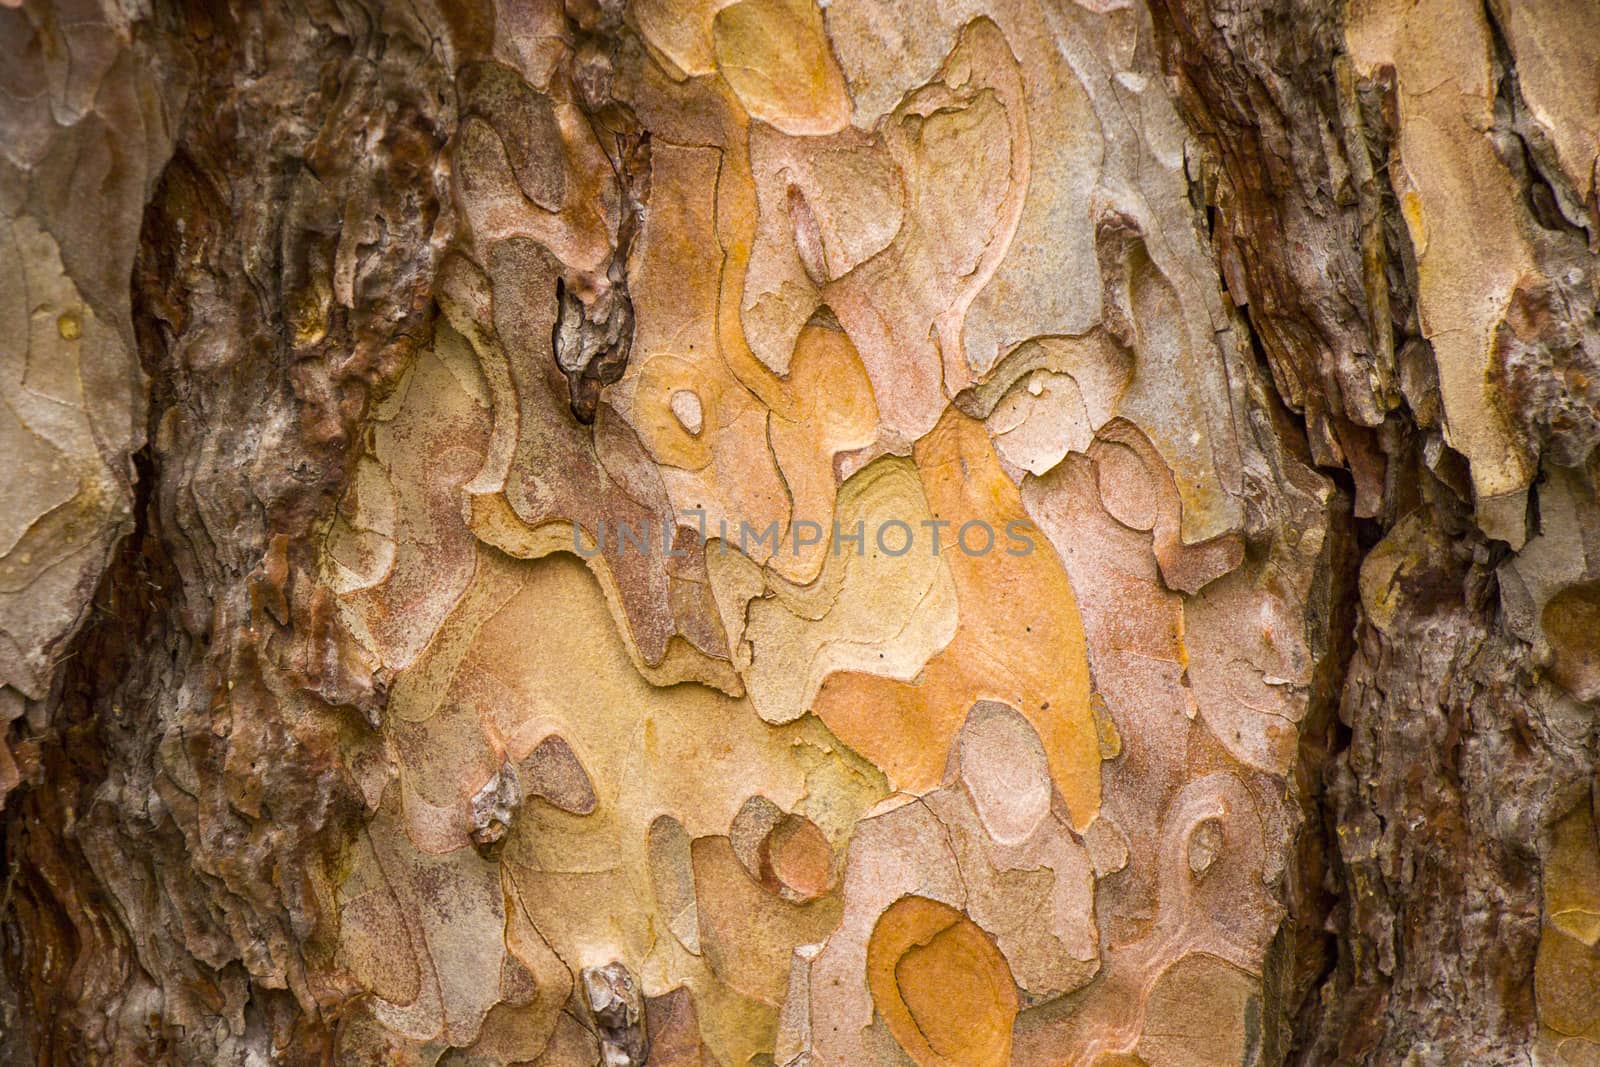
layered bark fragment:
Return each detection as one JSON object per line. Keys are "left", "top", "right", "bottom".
{"left": 1155, "top": 0, "right": 1600, "bottom": 1061}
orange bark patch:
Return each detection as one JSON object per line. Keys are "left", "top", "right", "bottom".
{"left": 867, "top": 895, "right": 1018, "bottom": 1067}
{"left": 812, "top": 408, "right": 1101, "bottom": 828}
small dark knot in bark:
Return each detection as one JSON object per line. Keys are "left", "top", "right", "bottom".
{"left": 582, "top": 959, "right": 650, "bottom": 1066}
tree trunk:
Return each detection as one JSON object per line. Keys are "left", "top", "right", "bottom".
{"left": 1, "top": 0, "right": 1596, "bottom": 1064}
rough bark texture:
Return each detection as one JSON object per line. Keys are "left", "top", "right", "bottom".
{"left": 0, "top": 0, "right": 1596, "bottom": 1065}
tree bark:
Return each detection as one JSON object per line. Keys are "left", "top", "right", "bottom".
{"left": 1, "top": 0, "right": 1596, "bottom": 1064}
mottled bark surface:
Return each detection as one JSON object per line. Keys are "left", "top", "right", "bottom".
{"left": 0, "top": 1, "right": 1596, "bottom": 1065}
{"left": 1155, "top": 1, "right": 1600, "bottom": 1062}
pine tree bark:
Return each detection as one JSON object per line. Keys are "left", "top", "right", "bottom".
{"left": 1, "top": 1, "right": 1596, "bottom": 1065}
